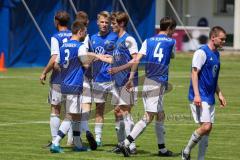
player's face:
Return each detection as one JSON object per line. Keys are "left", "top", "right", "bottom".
{"left": 213, "top": 31, "right": 226, "bottom": 49}
{"left": 78, "top": 27, "right": 87, "bottom": 41}
{"left": 167, "top": 27, "right": 176, "bottom": 37}
{"left": 97, "top": 16, "right": 110, "bottom": 34}
{"left": 111, "top": 19, "right": 120, "bottom": 33}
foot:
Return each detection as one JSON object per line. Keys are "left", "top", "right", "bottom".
{"left": 96, "top": 140, "right": 102, "bottom": 147}
{"left": 111, "top": 145, "right": 121, "bottom": 154}
{"left": 73, "top": 146, "right": 91, "bottom": 152}
{"left": 86, "top": 131, "right": 97, "bottom": 150}
{"left": 158, "top": 149, "right": 173, "bottom": 157}
{"left": 42, "top": 141, "right": 52, "bottom": 148}
{"left": 130, "top": 148, "right": 137, "bottom": 154}
{"left": 50, "top": 144, "right": 63, "bottom": 153}
{"left": 118, "top": 142, "right": 130, "bottom": 157}
{"left": 181, "top": 150, "right": 191, "bottom": 160}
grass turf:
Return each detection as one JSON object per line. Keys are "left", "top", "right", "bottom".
{"left": 0, "top": 53, "right": 239, "bottom": 160}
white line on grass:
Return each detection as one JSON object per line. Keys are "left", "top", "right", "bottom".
{"left": 1, "top": 121, "right": 240, "bottom": 126}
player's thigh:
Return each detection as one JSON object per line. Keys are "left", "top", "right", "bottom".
{"left": 48, "top": 84, "right": 62, "bottom": 106}
{"left": 142, "top": 78, "right": 166, "bottom": 113}
{"left": 93, "top": 82, "right": 113, "bottom": 103}
{"left": 190, "top": 102, "right": 215, "bottom": 123}
{"left": 82, "top": 77, "right": 92, "bottom": 104}
{"left": 111, "top": 86, "right": 135, "bottom": 106}
{"left": 64, "top": 94, "right": 82, "bottom": 114}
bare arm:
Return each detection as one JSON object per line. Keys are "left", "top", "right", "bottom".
{"left": 39, "top": 55, "right": 57, "bottom": 85}
{"left": 191, "top": 67, "right": 201, "bottom": 106}
{"left": 125, "top": 53, "right": 144, "bottom": 91}
{"left": 216, "top": 84, "right": 227, "bottom": 107}
{"left": 81, "top": 52, "right": 113, "bottom": 69}
{"left": 108, "top": 53, "right": 137, "bottom": 74}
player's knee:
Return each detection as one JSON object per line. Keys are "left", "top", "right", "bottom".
{"left": 51, "top": 105, "right": 61, "bottom": 115}
{"left": 142, "top": 113, "right": 154, "bottom": 125}
{"left": 156, "top": 111, "right": 165, "bottom": 122}
{"left": 202, "top": 123, "right": 212, "bottom": 133}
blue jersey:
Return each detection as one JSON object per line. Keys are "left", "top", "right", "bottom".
{"left": 90, "top": 32, "right": 118, "bottom": 82}
{"left": 188, "top": 45, "right": 220, "bottom": 105}
{"left": 50, "top": 30, "right": 72, "bottom": 84}
{"left": 112, "top": 33, "right": 138, "bottom": 87}
{"left": 143, "top": 34, "right": 175, "bottom": 84}
{"left": 59, "top": 40, "right": 84, "bottom": 95}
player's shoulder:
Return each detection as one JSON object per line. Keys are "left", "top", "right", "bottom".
{"left": 125, "top": 35, "right": 137, "bottom": 44}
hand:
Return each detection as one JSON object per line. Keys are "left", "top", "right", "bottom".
{"left": 193, "top": 95, "right": 202, "bottom": 107}
{"left": 218, "top": 94, "right": 226, "bottom": 108}
{"left": 125, "top": 79, "right": 134, "bottom": 92}
{"left": 108, "top": 67, "right": 120, "bottom": 75}
{"left": 39, "top": 73, "right": 46, "bottom": 85}
{"left": 98, "top": 54, "right": 113, "bottom": 63}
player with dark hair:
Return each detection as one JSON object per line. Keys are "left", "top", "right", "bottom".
{"left": 50, "top": 21, "right": 112, "bottom": 153}
{"left": 40, "top": 10, "right": 71, "bottom": 147}
{"left": 108, "top": 11, "right": 138, "bottom": 154}
{"left": 117, "top": 16, "right": 177, "bottom": 157}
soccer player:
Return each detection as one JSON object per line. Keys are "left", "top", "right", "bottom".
{"left": 108, "top": 11, "right": 138, "bottom": 154}
{"left": 181, "top": 26, "right": 227, "bottom": 160}
{"left": 117, "top": 16, "right": 176, "bottom": 157}
{"left": 90, "top": 11, "right": 118, "bottom": 146}
{"left": 39, "top": 10, "right": 72, "bottom": 146}
{"left": 75, "top": 11, "right": 97, "bottom": 150}
{"left": 50, "top": 20, "right": 112, "bottom": 153}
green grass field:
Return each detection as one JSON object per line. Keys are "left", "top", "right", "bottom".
{"left": 0, "top": 53, "right": 239, "bottom": 160}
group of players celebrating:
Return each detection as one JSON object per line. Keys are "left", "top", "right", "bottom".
{"left": 40, "top": 10, "right": 227, "bottom": 160}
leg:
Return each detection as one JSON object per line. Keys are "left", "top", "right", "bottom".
{"left": 95, "top": 103, "right": 105, "bottom": 145}
{"left": 50, "top": 105, "right": 61, "bottom": 142}
{"left": 118, "top": 112, "right": 155, "bottom": 157}
{"left": 81, "top": 103, "right": 97, "bottom": 150}
{"left": 182, "top": 102, "right": 214, "bottom": 160}
{"left": 155, "top": 111, "right": 173, "bottom": 156}
{"left": 80, "top": 103, "right": 91, "bottom": 132}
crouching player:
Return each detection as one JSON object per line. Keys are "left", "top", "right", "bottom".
{"left": 50, "top": 20, "right": 112, "bottom": 153}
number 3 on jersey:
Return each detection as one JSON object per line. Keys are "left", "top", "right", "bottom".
{"left": 153, "top": 42, "right": 163, "bottom": 62}
{"left": 63, "top": 49, "right": 70, "bottom": 68}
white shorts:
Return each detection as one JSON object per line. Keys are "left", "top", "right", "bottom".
{"left": 62, "top": 94, "right": 83, "bottom": 114}
{"left": 111, "top": 85, "right": 137, "bottom": 106}
{"left": 190, "top": 101, "right": 215, "bottom": 123}
{"left": 48, "top": 84, "right": 62, "bottom": 106}
{"left": 142, "top": 78, "right": 165, "bottom": 113}
{"left": 82, "top": 76, "right": 92, "bottom": 104}
{"left": 92, "top": 81, "right": 114, "bottom": 103}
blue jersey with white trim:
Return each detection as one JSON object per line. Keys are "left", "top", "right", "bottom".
{"left": 90, "top": 32, "right": 118, "bottom": 82}
{"left": 188, "top": 45, "right": 220, "bottom": 105}
{"left": 144, "top": 34, "right": 175, "bottom": 83}
{"left": 59, "top": 40, "right": 84, "bottom": 95}
{"left": 112, "top": 33, "right": 138, "bottom": 87}
{"left": 50, "top": 30, "right": 72, "bottom": 84}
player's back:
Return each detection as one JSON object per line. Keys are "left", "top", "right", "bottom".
{"left": 144, "top": 34, "right": 175, "bottom": 83}
{"left": 50, "top": 30, "right": 72, "bottom": 85}
{"left": 59, "top": 40, "right": 84, "bottom": 95}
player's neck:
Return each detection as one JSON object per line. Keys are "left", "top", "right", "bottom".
{"left": 99, "top": 30, "right": 109, "bottom": 36}
{"left": 58, "top": 26, "right": 68, "bottom": 31}
{"left": 158, "top": 31, "right": 167, "bottom": 35}
{"left": 118, "top": 29, "right": 126, "bottom": 38}
{"left": 71, "top": 35, "right": 79, "bottom": 41}
{"left": 208, "top": 42, "right": 217, "bottom": 51}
